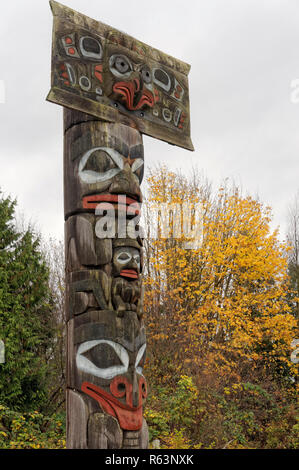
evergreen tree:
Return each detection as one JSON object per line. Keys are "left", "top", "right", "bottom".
{"left": 0, "top": 192, "right": 54, "bottom": 411}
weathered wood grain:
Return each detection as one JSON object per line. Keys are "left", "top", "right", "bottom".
{"left": 64, "top": 106, "right": 148, "bottom": 448}
{"left": 47, "top": 1, "right": 194, "bottom": 151}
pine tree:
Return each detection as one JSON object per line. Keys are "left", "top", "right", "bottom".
{"left": 0, "top": 192, "right": 54, "bottom": 411}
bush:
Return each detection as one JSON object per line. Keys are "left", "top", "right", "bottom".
{"left": 0, "top": 404, "right": 66, "bottom": 449}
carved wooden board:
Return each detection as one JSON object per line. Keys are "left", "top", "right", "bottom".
{"left": 47, "top": 1, "right": 194, "bottom": 151}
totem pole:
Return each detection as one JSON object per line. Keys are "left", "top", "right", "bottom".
{"left": 47, "top": 1, "right": 193, "bottom": 449}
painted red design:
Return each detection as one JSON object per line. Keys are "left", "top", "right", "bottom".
{"left": 94, "top": 64, "right": 103, "bottom": 83}
{"left": 81, "top": 376, "right": 147, "bottom": 431}
{"left": 113, "top": 80, "right": 158, "bottom": 111}
{"left": 82, "top": 194, "right": 141, "bottom": 215}
{"left": 120, "top": 269, "right": 138, "bottom": 279}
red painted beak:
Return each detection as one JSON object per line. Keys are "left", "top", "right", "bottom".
{"left": 81, "top": 381, "right": 144, "bottom": 431}
{"left": 113, "top": 81, "right": 156, "bottom": 111}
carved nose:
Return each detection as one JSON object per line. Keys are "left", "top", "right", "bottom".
{"left": 132, "top": 371, "right": 139, "bottom": 408}
{"left": 109, "top": 166, "right": 142, "bottom": 202}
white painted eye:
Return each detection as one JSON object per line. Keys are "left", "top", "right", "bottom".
{"left": 76, "top": 340, "right": 129, "bottom": 380}
{"left": 109, "top": 54, "right": 133, "bottom": 79}
{"left": 79, "top": 147, "right": 124, "bottom": 184}
{"left": 131, "top": 158, "right": 144, "bottom": 173}
{"left": 116, "top": 251, "right": 132, "bottom": 265}
{"left": 135, "top": 343, "right": 146, "bottom": 375}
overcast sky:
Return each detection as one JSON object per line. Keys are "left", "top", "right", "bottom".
{"left": 1, "top": 0, "right": 299, "bottom": 241}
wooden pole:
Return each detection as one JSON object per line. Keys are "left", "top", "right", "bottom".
{"left": 64, "top": 108, "right": 148, "bottom": 449}
{"left": 47, "top": 1, "right": 193, "bottom": 449}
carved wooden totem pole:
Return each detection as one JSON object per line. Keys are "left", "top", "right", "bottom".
{"left": 47, "top": 1, "right": 193, "bottom": 449}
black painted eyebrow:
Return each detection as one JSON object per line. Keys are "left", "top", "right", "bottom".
{"left": 74, "top": 323, "right": 146, "bottom": 352}
{"left": 71, "top": 133, "right": 130, "bottom": 161}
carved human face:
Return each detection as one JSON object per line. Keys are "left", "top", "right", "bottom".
{"left": 113, "top": 247, "right": 141, "bottom": 280}
{"left": 73, "top": 311, "right": 147, "bottom": 431}
{"left": 64, "top": 121, "right": 144, "bottom": 216}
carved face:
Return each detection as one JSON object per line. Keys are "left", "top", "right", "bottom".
{"left": 49, "top": 10, "right": 193, "bottom": 150}
{"left": 73, "top": 311, "right": 147, "bottom": 431}
{"left": 113, "top": 247, "right": 141, "bottom": 280}
{"left": 107, "top": 47, "right": 159, "bottom": 112}
{"left": 65, "top": 121, "right": 144, "bottom": 216}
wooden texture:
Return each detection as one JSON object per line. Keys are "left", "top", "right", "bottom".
{"left": 47, "top": 1, "right": 194, "bottom": 151}
{"left": 64, "top": 108, "right": 148, "bottom": 448}
{"left": 66, "top": 389, "right": 89, "bottom": 448}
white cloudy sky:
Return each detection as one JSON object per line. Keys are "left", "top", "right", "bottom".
{"left": 1, "top": 0, "right": 299, "bottom": 241}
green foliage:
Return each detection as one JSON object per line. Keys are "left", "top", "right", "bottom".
{"left": 146, "top": 375, "right": 299, "bottom": 449}
{"left": 0, "top": 404, "right": 65, "bottom": 449}
{"left": 0, "top": 192, "right": 55, "bottom": 411}
{"left": 145, "top": 376, "right": 201, "bottom": 447}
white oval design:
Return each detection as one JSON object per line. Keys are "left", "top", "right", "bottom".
{"left": 76, "top": 340, "right": 129, "bottom": 380}
{"left": 78, "top": 147, "right": 124, "bottom": 184}
{"left": 79, "top": 36, "right": 103, "bottom": 60}
{"left": 79, "top": 75, "right": 91, "bottom": 91}
{"left": 153, "top": 67, "right": 171, "bottom": 92}
{"left": 162, "top": 108, "right": 172, "bottom": 122}
{"left": 109, "top": 54, "right": 133, "bottom": 79}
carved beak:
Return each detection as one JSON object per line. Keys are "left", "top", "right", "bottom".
{"left": 81, "top": 381, "right": 143, "bottom": 431}
{"left": 113, "top": 80, "right": 155, "bottom": 111}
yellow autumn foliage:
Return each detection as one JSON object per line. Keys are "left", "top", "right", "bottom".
{"left": 143, "top": 166, "right": 297, "bottom": 384}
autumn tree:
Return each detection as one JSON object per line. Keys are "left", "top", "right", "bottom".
{"left": 286, "top": 193, "right": 299, "bottom": 322}
{"left": 143, "top": 166, "right": 298, "bottom": 448}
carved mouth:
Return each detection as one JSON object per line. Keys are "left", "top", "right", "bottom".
{"left": 120, "top": 269, "right": 138, "bottom": 279}
{"left": 81, "top": 381, "right": 143, "bottom": 431}
{"left": 113, "top": 81, "right": 155, "bottom": 111}
{"left": 82, "top": 194, "right": 141, "bottom": 215}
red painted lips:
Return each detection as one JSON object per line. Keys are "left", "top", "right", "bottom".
{"left": 82, "top": 194, "right": 141, "bottom": 215}
{"left": 120, "top": 269, "right": 138, "bottom": 279}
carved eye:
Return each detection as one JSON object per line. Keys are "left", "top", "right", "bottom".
{"left": 76, "top": 340, "right": 129, "bottom": 380}
{"left": 109, "top": 54, "right": 133, "bottom": 78}
{"left": 153, "top": 67, "right": 171, "bottom": 92}
{"left": 79, "top": 147, "right": 124, "bottom": 184}
{"left": 83, "top": 150, "right": 115, "bottom": 173}
{"left": 117, "top": 251, "right": 131, "bottom": 264}
{"left": 141, "top": 66, "right": 152, "bottom": 84}
{"left": 82, "top": 343, "right": 123, "bottom": 368}
{"left": 115, "top": 56, "right": 130, "bottom": 73}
